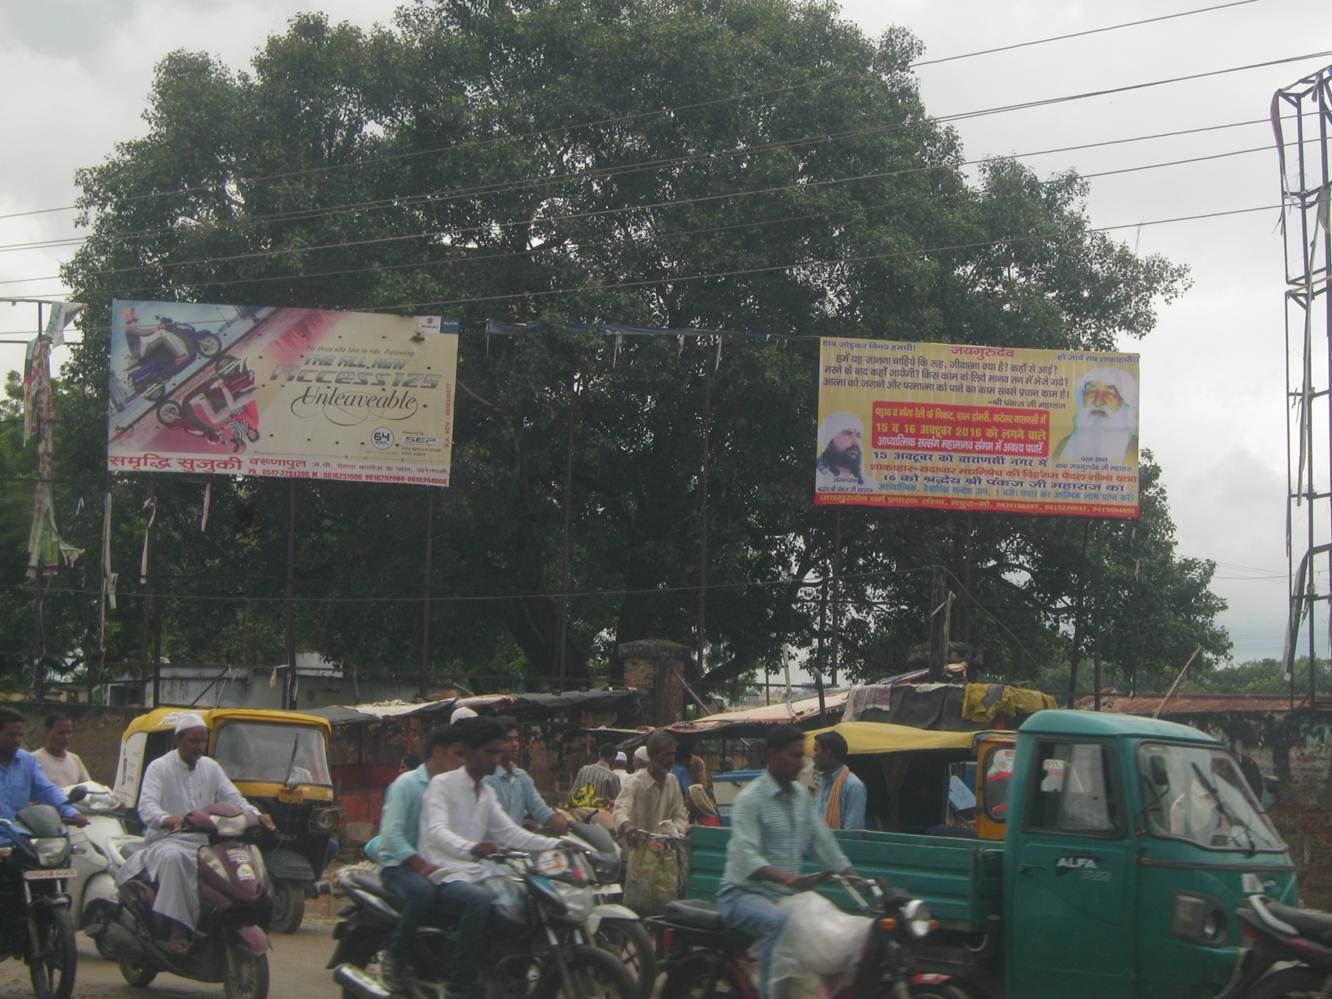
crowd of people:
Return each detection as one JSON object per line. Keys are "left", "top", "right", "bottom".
{"left": 0, "top": 704, "right": 873, "bottom": 999}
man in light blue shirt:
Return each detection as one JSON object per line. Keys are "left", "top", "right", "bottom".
{"left": 719, "top": 725, "right": 852, "bottom": 997}
{"left": 813, "top": 730, "right": 867, "bottom": 831}
{"left": 375, "top": 724, "right": 467, "bottom": 994}
{"left": 482, "top": 718, "right": 568, "bottom": 835}
{"left": 0, "top": 707, "right": 85, "bottom": 843}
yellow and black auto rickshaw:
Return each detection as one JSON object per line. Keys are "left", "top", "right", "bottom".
{"left": 113, "top": 707, "right": 340, "bottom": 932}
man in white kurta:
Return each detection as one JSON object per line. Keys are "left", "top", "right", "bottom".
{"left": 418, "top": 717, "right": 563, "bottom": 999}
{"left": 117, "top": 714, "right": 274, "bottom": 943}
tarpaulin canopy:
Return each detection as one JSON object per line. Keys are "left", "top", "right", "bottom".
{"left": 306, "top": 688, "right": 640, "bottom": 726}
{"left": 802, "top": 721, "right": 977, "bottom": 756}
{"left": 667, "top": 690, "right": 849, "bottom": 736}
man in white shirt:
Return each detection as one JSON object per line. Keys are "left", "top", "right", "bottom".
{"left": 32, "top": 712, "right": 91, "bottom": 788}
{"left": 419, "top": 717, "right": 563, "bottom": 999}
{"left": 117, "top": 713, "right": 275, "bottom": 950}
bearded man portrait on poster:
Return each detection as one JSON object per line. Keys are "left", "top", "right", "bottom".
{"left": 1053, "top": 367, "right": 1139, "bottom": 465}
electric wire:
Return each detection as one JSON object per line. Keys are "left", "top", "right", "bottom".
{"left": 0, "top": 0, "right": 1269, "bottom": 224}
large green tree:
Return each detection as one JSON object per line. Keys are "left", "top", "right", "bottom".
{"left": 2, "top": 0, "right": 1226, "bottom": 693}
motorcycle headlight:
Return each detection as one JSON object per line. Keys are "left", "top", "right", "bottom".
{"left": 34, "top": 837, "right": 70, "bottom": 867}
{"left": 901, "top": 899, "right": 933, "bottom": 939}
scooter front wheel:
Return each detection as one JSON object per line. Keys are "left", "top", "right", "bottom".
{"left": 224, "top": 945, "right": 269, "bottom": 999}
{"left": 28, "top": 906, "right": 77, "bottom": 999}
{"left": 118, "top": 953, "right": 158, "bottom": 988}
{"left": 197, "top": 334, "right": 221, "bottom": 358}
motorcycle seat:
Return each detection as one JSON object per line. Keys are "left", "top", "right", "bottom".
{"left": 344, "top": 868, "right": 401, "bottom": 905}
{"left": 663, "top": 900, "right": 726, "bottom": 933}
{"left": 1268, "top": 901, "right": 1332, "bottom": 945}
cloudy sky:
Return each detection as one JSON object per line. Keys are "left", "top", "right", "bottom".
{"left": 0, "top": 0, "right": 1326, "bottom": 666}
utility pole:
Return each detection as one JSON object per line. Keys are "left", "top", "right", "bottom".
{"left": 928, "top": 565, "right": 948, "bottom": 681}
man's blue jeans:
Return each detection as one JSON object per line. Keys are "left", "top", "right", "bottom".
{"left": 380, "top": 864, "right": 438, "bottom": 965}
{"left": 436, "top": 879, "right": 493, "bottom": 998}
{"left": 717, "top": 889, "right": 790, "bottom": 998}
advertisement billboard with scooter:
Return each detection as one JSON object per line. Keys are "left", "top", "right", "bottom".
{"left": 106, "top": 301, "right": 458, "bottom": 486}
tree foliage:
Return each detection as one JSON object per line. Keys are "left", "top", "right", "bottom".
{"left": 0, "top": 0, "right": 1226, "bottom": 694}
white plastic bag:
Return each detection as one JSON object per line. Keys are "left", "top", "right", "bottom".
{"left": 768, "top": 891, "right": 872, "bottom": 996}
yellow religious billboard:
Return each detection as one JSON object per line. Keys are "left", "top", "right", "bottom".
{"left": 815, "top": 337, "right": 1139, "bottom": 518}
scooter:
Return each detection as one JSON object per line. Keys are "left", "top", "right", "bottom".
{"left": 652, "top": 873, "right": 969, "bottom": 999}
{"left": 1213, "top": 876, "right": 1332, "bottom": 999}
{"left": 331, "top": 841, "right": 636, "bottom": 999}
{"left": 0, "top": 786, "right": 87, "bottom": 999}
{"left": 62, "top": 781, "right": 144, "bottom": 959}
{"left": 103, "top": 802, "right": 273, "bottom": 999}
{"left": 127, "top": 316, "right": 221, "bottom": 398}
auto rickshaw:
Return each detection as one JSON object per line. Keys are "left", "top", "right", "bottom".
{"left": 113, "top": 707, "right": 340, "bottom": 932}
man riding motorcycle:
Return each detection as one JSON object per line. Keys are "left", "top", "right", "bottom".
{"left": 418, "top": 717, "right": 567, "bottom": 999}
{"left": 114, "top": 713, "right": 275, "bottom": 951}
{"left": 0, "top": 706, "right": 86, "bottom": 835}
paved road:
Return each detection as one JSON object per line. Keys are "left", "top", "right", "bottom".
{"left": 0, "top": 914, "right": 343, "bottom": 999}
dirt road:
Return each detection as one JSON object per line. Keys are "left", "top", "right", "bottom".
{"left": 0, "top": 915, "right": 342, "bottom": 999}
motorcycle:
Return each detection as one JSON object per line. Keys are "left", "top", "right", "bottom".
{"left": 1213, "top": 878, "right": 1332, "bottom": 999}
{"left": 651, "top": 873, "right": 969, "bottom": 999}
{"left": 63, "top": 781, "right": 145, "bottom": 959}
{"left": 0, "top": 786, "right": 86, "bottom": 999}
{"left": 330, "top": 841, "right": 637, "bottom": 999}
{"left": 127, "top": 315, "right": 221, "bottom": 398}
{"left": 102, "top": 802, "right": 273, "bottom": 999}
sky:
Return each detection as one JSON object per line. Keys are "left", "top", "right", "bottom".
{"left": 0, "top": 0, "right": 1327, "bottom": 667}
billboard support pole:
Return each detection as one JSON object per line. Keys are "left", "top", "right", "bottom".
{"left": 1092, "top": 520, "right": 1106, "bottom": 711}
{"left": 419, "top": 487, "right": 435, "bottom": 700}
{"left": 555, "top": 370, "right": 578, "bottom": 687}
{"left": 697, "top": 355, "right": 713, "bottom": 682}
{"left": 283, "top": 479, "right": 296, "bottom": 711}
{"left": 143, "top": 477, "right": 159, "bottom": 707}
{"left": 929, "top": 565, "right": 947, "bottom": 681}
{"left": 830, "top": 508, "right": 842, "bottom": 686}
{"left": 815, "top": 570, "right": 828, "bottom": 724}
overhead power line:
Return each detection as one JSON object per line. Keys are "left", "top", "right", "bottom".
{"left": 5, "top": 137, "right": 1296, "bottom": 303}
{"left": 0, "top": 0, "right": 1267, "bottom": 225}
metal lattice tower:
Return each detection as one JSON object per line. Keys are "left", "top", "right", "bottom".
{"left": 1280, "top": 65, "right": 1332, "bottom": 705}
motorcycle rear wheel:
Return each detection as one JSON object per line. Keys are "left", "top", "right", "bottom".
{"left": 659, "top": 952, "right": 748, "bottom": 997}
{"left": 224, "top": 945, "right": 269, "bottom": 999}
{"left": 28, "top": 906, "right": 77, "bottom": 999}
{"left": 1244, "top": 966, "right": 1331, "bottom": 999}
{"left": 535, "top": 945, "right": 636, "bottom": 999}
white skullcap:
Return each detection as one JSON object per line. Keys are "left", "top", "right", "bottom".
{"left": 817, "top": 411, "right": 864, "bottom": 453}
{"left": 450, "top": 705, "right": 478, "bottom": 723}
{"left": 634, "top": 745, "right": 650, "bottom": 764}
{"left": 173, "top": 712, "right": 207, "bottom": 734}
{"left": 615, "top": 752, "right": 628, "bottom": 765}
{"left": 1077, "top": 366, "right": 1138, "bottom": 408}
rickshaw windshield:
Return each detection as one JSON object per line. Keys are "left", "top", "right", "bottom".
{"left": 1137, "top": 742, "right": 1283, "bottom": 853}
{"left": 213, "top": 722, "right": 332, "bottom": 786}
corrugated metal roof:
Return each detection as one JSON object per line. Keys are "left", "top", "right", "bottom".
{"left": 667, "top": 690, "right": 848, "bottom": 733}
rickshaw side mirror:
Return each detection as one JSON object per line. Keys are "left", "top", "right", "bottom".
{"left": 1148, "top": 755, "right": 1170, "bottom": 788}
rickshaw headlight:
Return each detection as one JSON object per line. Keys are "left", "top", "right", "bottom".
{"left": 902, "top": 899, "right": 933, "bottom": 938}
{"left": 312, "top": 807, "right": 341, "bottom": 833}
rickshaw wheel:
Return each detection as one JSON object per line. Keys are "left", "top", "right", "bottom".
{"left": 270, "top": 880, "right": 306, "bottom": 933}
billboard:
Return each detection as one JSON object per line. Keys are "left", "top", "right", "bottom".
{"left": 816, "top": 337, "right": 1140, "bottom": 518}
{"left": 107, "top": 301, "right": 458, "bottom": 486}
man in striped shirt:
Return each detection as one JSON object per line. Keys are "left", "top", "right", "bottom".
{"left": 718, "top": 725, "right": 853, "bottom": 998}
